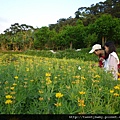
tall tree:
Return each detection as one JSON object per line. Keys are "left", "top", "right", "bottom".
{"left": 90, "top": 14, "right": 120, "bottom": 45}
{"left": 34, "top": 27, "right": 51, "bottom": 49}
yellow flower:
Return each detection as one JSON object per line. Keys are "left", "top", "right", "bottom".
{"left": 114, "top": 85, "right": 120, "bottom": 90}
{"left": 46, "top": 80, "right": 52, "bottom": 85}
{"left": 78, "top": 99, "right": 85, "bottom": 107}
{"left": 30, "top": 80, "right": 34, "bottom": 82}
{"left": 72, "top": 81, "right": 76, "bottom": 84}
{"left": 110, "top": 90, "right": 114, "bottom": 93}
{"left": 13, "top": 83, "right": 17, "bottom": 86}
{"left": 45, "top": 73, "right": 51, "bottom": 77}
{"left": 79, "top": 91, "right": 86, "bottom": 95}
{"left": 48, "top": 98, "right": 50, "bottom": 101}
{"left": 24, "top": 82, "right": 28, "bottom": 84}
{"left": 94, "top": 75, "right": 100, "bottom": 78}
{"left": 55, "top": 92, "right": 63, "bottom": 98}
{"left": 14, "top": 76, "right": 18, "bottom": 79}
{"left": 92, "top": 80, "right": 100, "bottom": 83}
{"left": 5, "top": 95, "right": 13, "bottom": 99}
{"left": 39, "top": 90, "right": 44, "bottom": 94}
{"left": 10, "top": 92, "right": 16, "bottom": 95}
{"left": 118, "top": 78, "right": 120, "bottom": 81}
{"left": 5, "top": 99, "right": 12, "bottom": 104}
{"left": 5, "top": 81, "right": 8, "bottom": 84}
{"left": 113, "top": 93, "right": 119, "bottom": 97}
{"left": 46, "top": 77, "right": 51, "bottom": 81}
{"left": 66, "top": 85, "right": 70, "bottom": 89}
{"left": 39, "top": 97, "right": 44, "bottom": 101}
{"left": 24, "top": 78, "right": 28, "bottom": 80}
{"left": 81, "top": 76, "right": 86, "bottom": 80}
{"left": 74, "top": 75, "right": 80, "bottom": 79}
{"left": 78, "top": 103, "right": 86, "bottom": 107}
{"left": 26, "top": 68, "right": 29, "bottom": 71}
{"left": 54, "top": 102, "right": 61, "bottom": 107}
{"left": 10, "top": 87, "right": 14, "bottom": 90}
{"left": 24, "top": 85, "right": 27, "bottom": 88}
{"left": 75, "top": 80, "right": 80, "bottom": 84}
{"left": 99, "top": 88, "right": 102, "bottom": 91}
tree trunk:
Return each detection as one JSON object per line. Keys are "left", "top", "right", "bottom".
{"left": 70, "top": 41, "right": 72, "bottom": 50}
{"left": 102, "top": 36, "right": 106, "bottom": 47}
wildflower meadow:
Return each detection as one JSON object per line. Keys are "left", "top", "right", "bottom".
{"left": 0, "top": 52, "right": 120, "bottom": 114}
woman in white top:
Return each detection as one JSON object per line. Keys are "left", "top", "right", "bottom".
{"left": 104, "top": 41, "right": 119, "bottom": 80}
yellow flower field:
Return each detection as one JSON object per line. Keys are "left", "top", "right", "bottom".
{"left": 0, "top": 54, "right": 119, "bottom": 114}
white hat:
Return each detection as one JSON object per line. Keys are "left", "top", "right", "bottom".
{"left": 89, "top": 44, "right": 102, "bottom": 53}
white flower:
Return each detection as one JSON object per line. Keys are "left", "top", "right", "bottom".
{"left": 50, "top": 50, "right": 56, "bottom": 54}
{"left": 78, "top": 66, "right": 81, "bottom": 70}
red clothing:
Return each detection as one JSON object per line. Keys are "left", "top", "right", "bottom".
{"left": 99, "top": 56, "right": 105, "bottom": 68}
{"left": 118, "top": 62, "right": 120, "bottom": 70}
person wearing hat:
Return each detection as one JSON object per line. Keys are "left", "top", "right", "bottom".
{"left": 89, "top": 44, "right": 105, "bottom": 68}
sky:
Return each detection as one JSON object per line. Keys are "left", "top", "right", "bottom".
{"left": 0, "top": 0, "right": 105, "bottom": 34}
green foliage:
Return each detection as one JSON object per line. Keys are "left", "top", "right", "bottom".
{"left": 34, "top": 27, "right": 58, "bottom": 50}
{"left": 1, "top": 47, "right": 120, "bottom": 61}
{"left": 83, "top": 33, "right": 98, "bottom": 47}
{"left": 76, "top": 0, "right": 120, "bottom": 20}
{"left": 57, "top": 21, "right": 85, "bottom": 49}
{"left": 34, "top": 27, "right": 50, "bottom": 49}
{"left": 7, "top": 48, "right": 98, "bottom": 62}
{"left": 91, "top": 14, "right": 120, "bottom": 42}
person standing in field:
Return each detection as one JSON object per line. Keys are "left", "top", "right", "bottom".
{"left": 89, "top": 44, "right": 105, "bottom": 68}
{"left": 104, "top": 41, "right": 119, "bottom": 80}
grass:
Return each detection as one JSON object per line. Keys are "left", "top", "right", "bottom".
{"left": 0, "top": 52, "right": 120, "bottom": 114}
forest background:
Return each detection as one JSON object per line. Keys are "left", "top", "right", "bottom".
{"left": 0, "top": 0, "right": 120, "bottom": 51}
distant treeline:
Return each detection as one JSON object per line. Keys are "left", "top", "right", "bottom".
{"left": 0, "top": 0, "right": 120, "bottom": 51}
